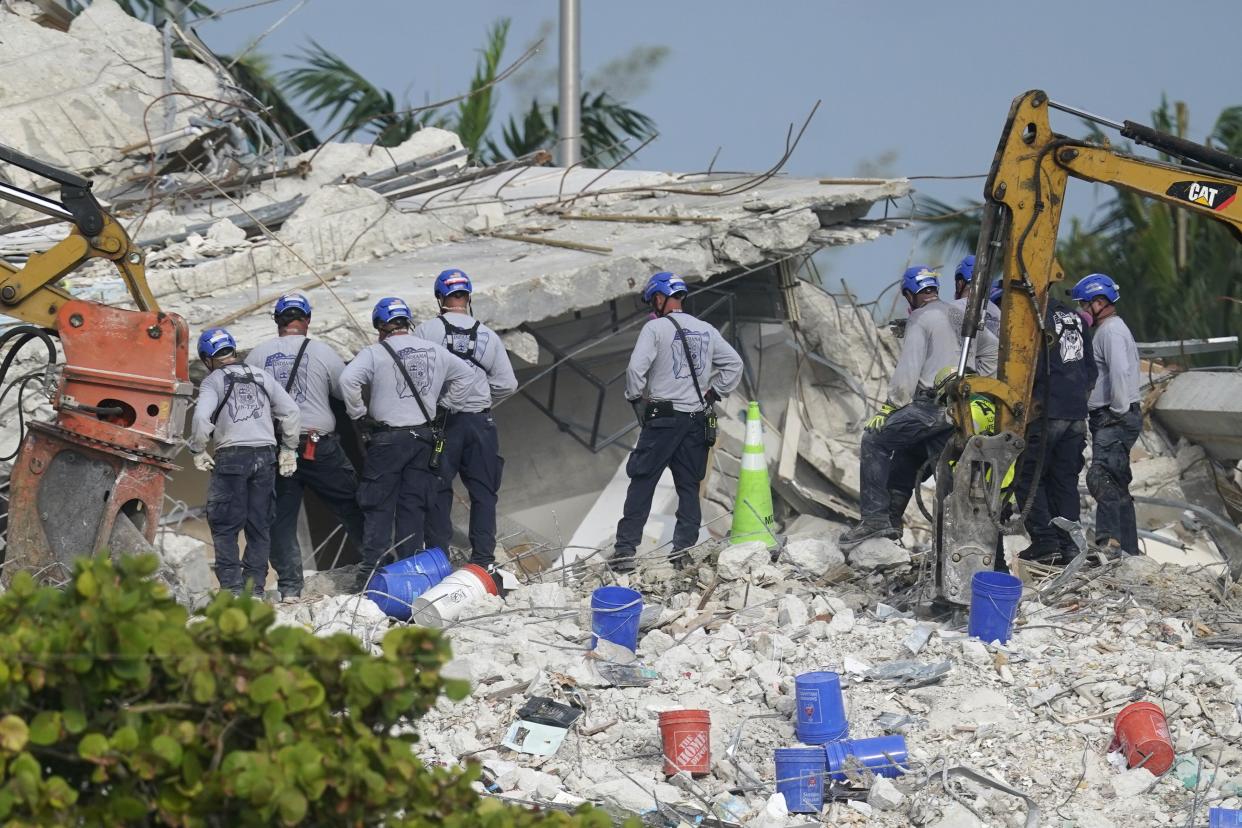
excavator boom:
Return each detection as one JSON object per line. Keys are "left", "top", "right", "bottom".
{"left": 935, "top": 90, "right": 1242, "bottom": 604}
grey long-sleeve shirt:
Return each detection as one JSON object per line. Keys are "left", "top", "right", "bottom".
{"left": 189, "top": 363, "right": 300, "bottom": 453}
{"left": 1088, "top": 314, "right": 1141, "bottom": 414}
{"left": 245, "top": 335, "right": 346, "bottom": 433}
{"left": 339, "top": 333, "right": 474, "bottom": 426}
{"left": 411, "top": 312, "right": 517, "bottom": 412}
{"left": 950, "top": 298, "right": 1000, "bottom": 379}
{"left": 890, "top": 299, "right": 997, "bottom": 406}
{"left": 625, "top": 312, "right": 743, "bottom": 412}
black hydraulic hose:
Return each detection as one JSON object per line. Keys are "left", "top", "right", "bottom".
{"left": 0, "top": 325, "right": 56, "bottom": 389}
{"left": 1121, "top": 121, "right": 1242, "bottom": 178}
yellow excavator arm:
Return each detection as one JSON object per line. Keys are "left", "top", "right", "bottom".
{"left": 0, "top": 143, "right": 191, "bottom": 584}
{"left": 936, "top": 90, "right": 1242, "bottom": 605}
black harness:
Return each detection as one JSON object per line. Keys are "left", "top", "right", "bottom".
{"left": 439, "top": 315, "right": 485, "bottom": 371}
{"left": 209, "top": 365, "right": 270, "bottom": 425}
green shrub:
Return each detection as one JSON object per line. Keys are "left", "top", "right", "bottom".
{"left": 0, "top": 554, "right": 620, "bottom": 827}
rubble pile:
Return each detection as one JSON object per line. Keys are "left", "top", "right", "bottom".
{"left": 270, "top": 528, "right": 1242, "bottom": 827}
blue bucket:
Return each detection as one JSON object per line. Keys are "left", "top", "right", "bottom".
{"left": 366, "top": 548, "right": 451, "bottom": 620}
{"left": 774, "top": 747, "right": 825, "bottom": 814}
{"left": 591, "top": 586, "right": 643, "bottom": 652}
{"left": 824, "top": 735, "right": 908, "bottom": 781}
{"left": 794, "top": 671, "right": 848, "bottom": 744}
{"left": 968, "top": 570, "right": 1023, "bottom": 644}
{"left": 1211, "top": 808, "right": 1242, "bottom": 827}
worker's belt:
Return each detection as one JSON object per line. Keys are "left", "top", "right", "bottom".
{"left": 297, "top": 430, "right": 334, "bottom": 461}
{"left": 368, "top": 423, "right": 437, "bottom": 441}
{"left": 644, "top": 401, "right": 709, "bottom": 423}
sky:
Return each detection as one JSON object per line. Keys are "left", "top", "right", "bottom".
{"left": 198, "top": 0, "right": 1242, "bottom": 314}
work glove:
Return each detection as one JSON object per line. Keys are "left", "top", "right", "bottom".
{"left": 192, "top": 452, "right": 214, "bottom": 472}
{"left": 278, "top": 448, "right": 298, "bottom": 477}
{"left": 704, "top": 388, "right": 721, "bottom": 406}
{"left": 864, "top": 402, "right": 897, "bottom": 434}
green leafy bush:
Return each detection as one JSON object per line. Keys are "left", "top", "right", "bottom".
{"left": 0, "top": 555, "right": 616, "bottom": 826}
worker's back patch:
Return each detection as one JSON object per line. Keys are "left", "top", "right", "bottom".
{"left": 392, "top": 347, "right": 433, "bottom": 398}
{"left": 1053, "top": 309, "right": 1085, "bottom": 364}
{"left": 263, "top": 352, "right": 308, "bottom": 402}
{"left": 671, "top": 329, "right": 707, "bottom": 379}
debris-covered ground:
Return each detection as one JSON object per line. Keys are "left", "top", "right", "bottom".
{"left": 268, "top": 514, "right": 1242, "bottom": 828}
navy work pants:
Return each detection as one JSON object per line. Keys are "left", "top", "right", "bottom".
{"left": 1088, "top": 404, "right": 1142, "bottom": 554}
{"left": 357, "top": 429, "right": 436, "bottom": 575}
{"left": 1013, "top": 417, "right": 1087, "bottom": 555}
{"left": 426, "top": 412, "right": 504, "bottom": 567}
{"left": 270, "top": 433, "right": 366, "bottom": 596}
{"left": 614, "top": 413, "right": 709, "bottom": 555}
{"left": 861, "top": 397, "right": 952, "bottom": 522}
{"left": 206, "top": 445, "right": 277, "bottom": 594}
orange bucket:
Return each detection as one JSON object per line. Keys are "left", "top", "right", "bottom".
{"left": 1112, "top": 701, "right": 1174, "bottom": 776}
{"left": 658, "top": 709, "right": 711, "bottom": 776}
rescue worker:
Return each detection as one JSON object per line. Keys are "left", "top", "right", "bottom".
{"left": 189, "top": 327, "right": 300, "bottom": 596}
{"left": 1072, "top": 273, "right": 1142, "bottom": 555}
{"left": 840, "top": 265, "right": 996, "bottom": 549}
{"left": 1012, "top": 295, "right": 1097, "bottom": 563}
{"left": 245, "top": 293, "right": 366, "bottom": 599}
{"left": 340, "top": 297, "right": 474, "bottom": 591}
{"left": 610, "top": 272, "right": 743, "bottom": 572}
{"left": 413, "top": 269, "right": 517, "bottom": 569}
{"left": 952, "top": 255, "right": 1001, "bottom": 335}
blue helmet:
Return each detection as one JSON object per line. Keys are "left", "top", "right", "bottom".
{"left": 1070, "top": 273, "right": 1120, "bottom": 304}
{"left": 197, "top": 327, "right": 236, "bottom": 361}
{"left": 372, "top": 296, "right": 412, "bottom": 328}
{"left": 642, "top": 271, "right": 688, "bottom": 303}
{"left": 989, "top": 277, "right": 1004, "bottom": 304}
{"left": 901, "top": 265, "right": 940, "bottom": 295}
{"left": 273, "top": 293, "right": 311, "bottom": 321}
{"left": 955, "top": 255, "right": 976, "bottom": 283}
{"left": 434, "top": 268, "right": 473, "bottom": 298}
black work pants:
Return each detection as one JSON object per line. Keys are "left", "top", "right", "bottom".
{"left": 357, "top": 430, "right": 436, "bottom": 574}
{"left": 426, "top": 411, "right": 504, "bottom": 566}
{"left": 206, "top": 445, "right": 276, "bottom": 594}
{"left": 1088, "top": 404, "right": 1142, "bottom": 554}
{"left": 1013, "top": 417, "right": 1087, "bottom": 555}
{"left": 614, "top": 413, "right": 709, "bottom": 554}
{"left": 860, "top": 397, "right": 952, "bottom": 522}
{"left": 270, "top": 433, "right": 366, "bottom": 595}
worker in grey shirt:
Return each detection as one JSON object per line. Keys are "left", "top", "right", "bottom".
{"left": 1072, "top": 273, "right": 1142, "bottom": 555}
{"left": 189, "top": 327, "right": 300, "bottom": 596}
{"left": 245, "top": 293, "right": 366, "bottom": 599}
{"left": 413, "top": 269, "right": 517, "bottom": 570}
{"left": 339, "top": 296, "right": 474, "bottom": 591}
{"left": 610, "top": 272, "right": 743, "bottom": 571}
{"left": 841, "top": 265, "right": 997, "bottom": 549}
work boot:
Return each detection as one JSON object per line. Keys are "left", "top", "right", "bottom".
{"left": 1017, "top": 542, "right": 1062, "bottom": 565}
{"left": 838, "top": 518, "right": 899, "bottom": 550}
{"left": 609, "top": 548, "right": 637, "bottom": 573}
{"left": 669, "top": 549, "right": 689, "bottom": 570}
{"left": 887, "top": 489, "right": 912, "bottom": 537}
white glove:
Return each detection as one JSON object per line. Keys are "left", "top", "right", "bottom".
{"left": 278, "top": 448, "right": 298, "bottom": 477}
{"left": 192, "top": 452, "right": 214, "bottom": 472}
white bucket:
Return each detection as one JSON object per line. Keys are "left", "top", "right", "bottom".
{"left": 410, "top": 564, "right": 498, "bottom": 627}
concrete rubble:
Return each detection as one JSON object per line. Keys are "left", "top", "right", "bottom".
{"left": 3, "top": 3, "right": 1242, "bottom": 826}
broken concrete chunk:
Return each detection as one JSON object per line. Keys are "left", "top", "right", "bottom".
{"left": 1110, "top": 767, "right": 1156, "bottom": 799}
{"left": 868, "top": 776, "right": 905, "bottom": 811}
{"left": 777, "top": 594, "right": 809, "bottom": 627}
{"left": 847, "top": 537, "right": 911, "bottom": 571}
{"left": 716, "top": 541, "right": 770, "bottom": 580}
{"left": 640, "top": 628, "right": 676, "bottom": 658}
{"left": 783, "top": 533, "right": 845, "bottom": 573}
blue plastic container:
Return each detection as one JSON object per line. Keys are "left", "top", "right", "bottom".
{"left": 591, "top": 586, "right": 643, "bottom": 652}
{"left": 968, "top": 570, "right": 1023, "bottom": 644}
{"left": 794, "top": 671, "right": 849, "bottom": 744}
{"left": 824, "top": 735, "right": 908, "bottom": 781}
{"left": 774, "top": 747, "right": 825, "bottom": 814}
{"left": 366, "top": 548, "right": 452, "bottom": 620}
{"left": 1211, "top": 808, "right": 1242, "bottom": 827}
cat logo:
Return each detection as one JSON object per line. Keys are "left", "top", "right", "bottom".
{"left": 1166, "top": 180, "right": 1237, "bottom": 212}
